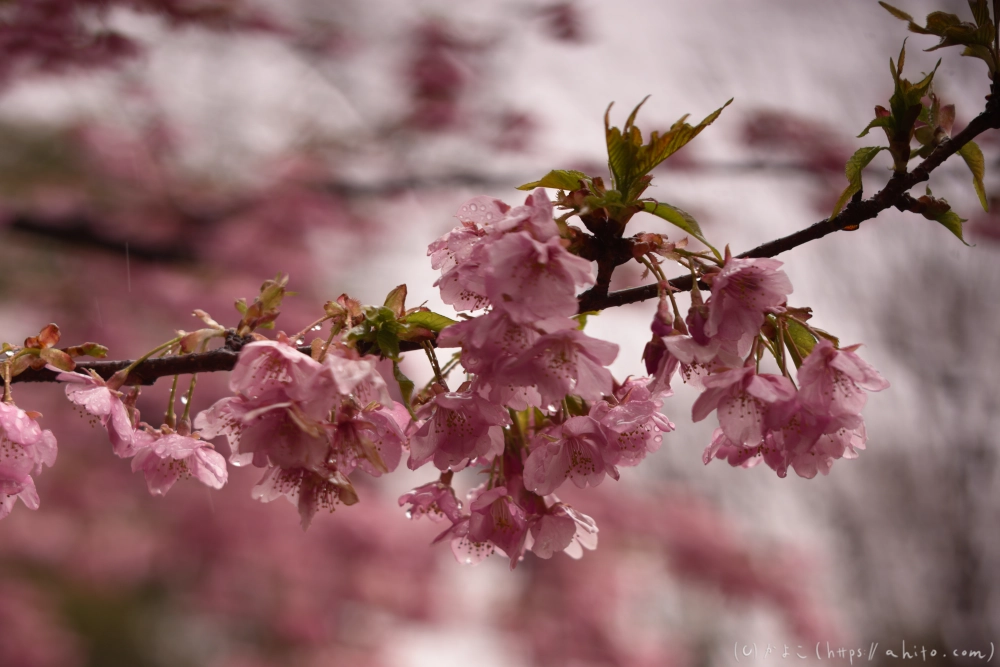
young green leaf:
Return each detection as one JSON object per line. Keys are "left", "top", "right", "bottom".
{"left": 642, "top": 201, "right": 720, "bottom": 258}
{"left": 881, "top": 2, "right": 997, "bottom": 73}
{"left": 517, "top": 169, "right": 590, "bottom": 191}
{"left": 392, "top": 361, "right": 416, "bottom": 417}
{"left": 933, "top": 209, "right": 971, "bottom": 245}
{"left": 383, "top": 284, "right": 407, "bottom": 318}
{"left": 879, "top": 1, "right": 914, "bottom": 22}
{"left": 958, "top": 141, "right": 988, "bottom": 211}
{"left": 605, "top": 98, "right": 731, "bottom": 201}
{"left": 831, "top": 147, "right": 886, "bottom": 218}
{"left": 402, "top": 311, "right": 457, "bottom": 332}
{"left": 376, "top": 327, "right": 401, "bottom": 361}
{"left": 784, "top": 319, "right": 818, "bottom": 368}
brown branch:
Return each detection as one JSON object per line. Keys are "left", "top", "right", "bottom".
{"left": 9, "top": 335, "right": 426, "bottom": 385}
{"left": 579, "top": 88, "right": 1000, "bottom": 313}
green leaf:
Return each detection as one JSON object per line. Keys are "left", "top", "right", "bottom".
{"left": 969, "top": 0, "right": 990, "bottom": 27}
{"left": 857, "top": 114, "right": 894, "bottom": 138}
{"left": 643, "top": 201, "right": 720, "bottom": 258}
{"left": 933, "top": 209, "right": 971, "bottom": 245}
{"left": 402, "top": 311, "right": 457, "bottom": 332}
{"left": 517, "top": 169, "right": 589, "bottom": 191}
{"left": 392, "top": 361, "right": 415, "bottom": 417}
{"left": 879, "top": 1, "right": 914, "bottom": 22}
{"left": 605, "top": 98, "right": 731, "bottom": 201}
{"left": 784, "top": 320, "right": 818, "bottom": 369}
{"left": 958, "top": 141, "right": 988, "bottom": 211}
{"left": 383, "top": 284, "right": 407, "bottom": 317}
{"left": 831, "top": 147, "right": 886, "bottom": 218}
{"left": 573, "top": 311, "right": 598, "bottom": 330}
{"left": 376, "top": 327, "right": 401, "bottom": 361}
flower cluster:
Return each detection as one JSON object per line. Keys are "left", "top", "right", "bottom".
{"left": 58, "top": 368, "right": 228, "bottom": 497}
{"left": 196, "top": 340, "right": 409, "bottom": 528}
{"left": 400, "top": 190, "right": 674, "bottom": 567}
{"left": 646, "top": 255, "right": 888, "bottom": 478}
{"left": 0, "top": 402, "right": 57, "bottom": 519}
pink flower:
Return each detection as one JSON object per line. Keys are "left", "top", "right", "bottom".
{"left": 57, "top": 369, "right": 135, "bottom": 457}
{"left": 130, "top": 428, "right": 228, "bottom": 495}
{"left": 704, "top": 392, "right": 871, "bottom": 479}
{"left": 591, "top": 377, "right": 675, "bottom": 467}
{"left": 437, "top": 310, "right": 540, "bottom": 376}
{"left": 484, "top": 232, "right": 594, "bottom": 323}
{"left": 467, "top": 485, "right": 529, "bottom": 569}
{"left": 702, "top": 427, "right": 767, "bottom": 470}
{"left": 527, "top": 502, "right": 598, "bottom": 559}
{"left": 399, "top": 480, "right": 463, "bottom": 522}
{"left": 502, "top": 328, "right": 619, "bottom": 405}
{"left": 407, "top": 391, "right": 510, "bottom": 471}
{"left": 797, "top": 340, "right": 889, "bottom": 419}
{"left": 251, "top": 465, "right": 359, "bottom": 529}
{"left": 434, "top": 242, "right": 492, "bottom": 312}
{"left": 705, "top": 257, "right": 792, "bottom": 346}
{"left": 229, "top": 339, "right": 326, "bottom": 401}
{"left": 692, "top": 366, "right": 795, "bottom": 447}
{"left": 662, "top": 334, "right": 743, "bottom": 389}
{"left": 491, "top": 188, "right": 560, "bottom": 240}
{"left": 233, "top": 391, "right": 333, "bottom": 470}
{"left": 326, "top": 400, "right": 408, "bottom": 477}
{"left": 524, "top": 416, "right": 610, "bottom": 496}
{"left": 0, "top": 403, "right": 56, "bottom": 520}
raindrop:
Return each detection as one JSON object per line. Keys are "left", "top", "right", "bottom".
{"left": 464, "top": 557, "right": 473, "bottom": 564}
{"left": 312, "top": 325, "right": 321, "bottom": 331}
{"left": 296, "top": 339, "right": 304, "bottom": 345}
{"left": 180, "top": 396, "right": 189, "bottom": 405}
{"left": 405, "top": 510, "right": 412, "bottom": 519}
{"left": 469, "top": 203, "right": 478, "bottom": 211}
{"left": 4, "top": 350, "right": 12, "bottom": 357}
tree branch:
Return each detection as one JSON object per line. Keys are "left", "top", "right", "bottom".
{"left": 579, "top": 90, "right": 1000, "bottom": 313}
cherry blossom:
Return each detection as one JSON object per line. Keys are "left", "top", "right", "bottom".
{"left": 407, "top": 391, "right": 510, "bottom": 471}
{"left": 796, "top": 339, "right": 890, "bottom": 418}
{"left": 485, "top": 231, "right": 594, "bottom": 323}
{"left": 57, "top": 369, "right": 135, "bottom": 457}
{"left": 591, "top": 377, "right": 675, "bottom": 467}
{"left": 0, "top": 403, "right": 56, "bottom": 519}
{"left": 692, "top": 365, "right": 796, "bottom": 447}
{"left": 251, "top": 465, "right": 359, "bottom": 530}
{"left": 466, "top": 485, "right": 530, "bottom": 569}
{"left": 524, "top": 416, "right": 611, "bottom": 495}
{"left": 527, "top": 502, "right": 599, "bottom": 559}
{"left": 502, "top": 328, "right": 619, "bottom": 406}
{"left": 705, "top": 256, "right": 793, "bottom": 347}
{"left": 130, "top": 427, "right": 228, "bottom": 496}
{"left": 398, "top": 480, "right": 463, "bottom": 522}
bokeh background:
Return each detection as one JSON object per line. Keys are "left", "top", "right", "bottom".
{"left": 1, "top": 0, "right": 999, "bottom": 665}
